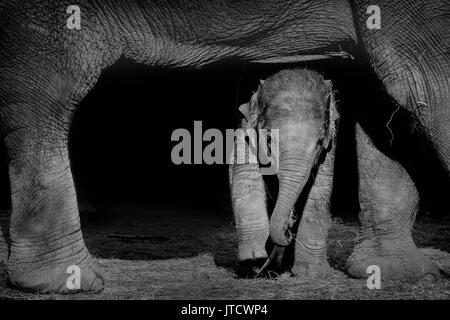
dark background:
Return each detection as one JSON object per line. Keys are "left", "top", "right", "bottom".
{"left": 0, "top": 55, "right": 448, "bottom": 218}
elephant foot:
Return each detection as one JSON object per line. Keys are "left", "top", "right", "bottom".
{"left": 292, "top": 237, "right": 332, "bottom": 279}
{"left": 236, "top": 244, "right": 288, "bottom": 278}
{"left": 236, "top": 241, "right": 268, "bottom": 278}
{"left": 7, "top": 255, "right": 104, "bottom": 293}
{"left": 6, "top": 236, "right": 104, "bottom": 293}
{"left": 347, "top": 239, "right": 439, "bottom": 283}
{"left": 292, "top": 260, "right": 332, "bottom": 279}
{"left": 238, "top": 241, "right": 268, "bottom": 262}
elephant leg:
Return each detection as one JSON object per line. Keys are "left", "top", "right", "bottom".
{"left": 347, "top": 123, "right": 439, "bottom": 282}
{"left": 353, "top": 1, "right": 450, "bottom": 188}
{"left": 71, "top": 129, "right": 97, "bottom": 216}
{"left": 292, "top": 144, "right": 335, "bottom": 278}
{"left": 0, "top": 60, "right": 105, "bottom": 292}
{"left": 0, "top": 227, "right": 7, "bottom": 265}
{"left": 4, "top": 128, "right": 104, "bottom": 293}
{"left": 230, "top": 163, "right": 269, "bottom": 263}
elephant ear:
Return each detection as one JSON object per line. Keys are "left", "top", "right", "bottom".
{"left": 321, "top": 80, "right": 339, "bottom": 151}
{"left": 238, "top": 103, "right": 253, "bottom": 128}
{"left": 238, "top": 84, "right": 262, "bottom": 129}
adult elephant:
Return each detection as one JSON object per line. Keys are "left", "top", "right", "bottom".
{"left": 0, "top": 0, "right": 448, "bottom": 292}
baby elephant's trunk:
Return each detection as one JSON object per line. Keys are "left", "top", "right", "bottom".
{"left": 269, "top": 150, "right": 316, "bottom": 246}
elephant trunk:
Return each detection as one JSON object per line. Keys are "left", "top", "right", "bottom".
{"left": 269, "top": 150, "right": 315, "bottom": 246}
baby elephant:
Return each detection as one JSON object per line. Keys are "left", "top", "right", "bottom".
{"left": 229, "top": 69, "right": 338, "bottom": 278}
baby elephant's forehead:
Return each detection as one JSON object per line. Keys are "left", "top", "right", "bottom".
{"left": 269, "top": 90, "right": 325, "bottom": 120}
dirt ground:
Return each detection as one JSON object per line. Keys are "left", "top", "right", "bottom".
{"left": 0, "top": 204, "right": 450, "bottom": 300}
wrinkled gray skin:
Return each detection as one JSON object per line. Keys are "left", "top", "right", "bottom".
{"left": 230, "top": 69, "right": 338, "bottom": 278}
{"left": 0, "top": 0, "right": 448, "bottom": 292}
